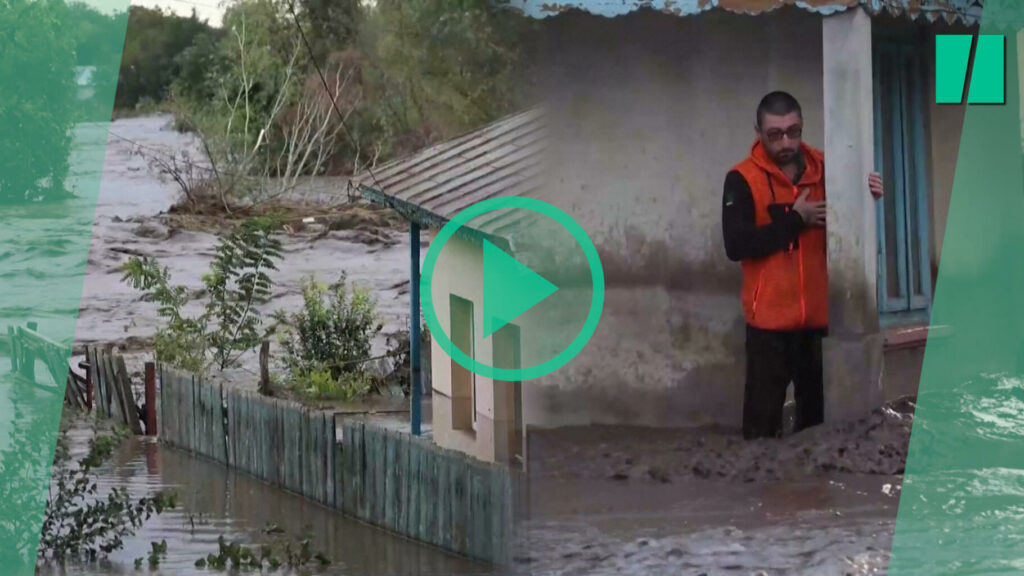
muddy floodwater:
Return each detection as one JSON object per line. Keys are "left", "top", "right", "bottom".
{"left": 35, "top": 417, "right": 489, "bottom": 576}
{"left": 514, "top": 404, "right": 910, "bottom": 576}
{"left": 73, "top": 114, "right": 419, "bottom": 382}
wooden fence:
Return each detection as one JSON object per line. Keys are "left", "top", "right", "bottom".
{"left": 7, "top": 322, "right": 72, "bottom": 399}
{"left": 86, "top": 346, "right": 144, "bottom": 434}
{"left": 4, "top": 325, "right": 143, "bottom": 435}
{"left": 157, "top": 367, "right": 515, "bottom": 564}
{"left": 339, "top": 420, "right": 515, "bottom": 564}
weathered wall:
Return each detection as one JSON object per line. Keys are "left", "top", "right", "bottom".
{"left": 522, "top": 288, "right": 746, "bottom": 428}
{"left": 519, "top": 7, "right": 825, "bottom": 430}
{"left": 533, "top": 8, "right": 826, "bottom": 281}
{"left": 882, "top": 346, "right": 926, "bottom": 400}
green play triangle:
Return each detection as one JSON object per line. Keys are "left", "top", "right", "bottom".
{"left": 482, "top": 239, "right": 558, "bottom": 339}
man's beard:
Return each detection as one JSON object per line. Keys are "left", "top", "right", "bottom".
{"left": 774, "top": 147, "right": 798, "bottom": 165}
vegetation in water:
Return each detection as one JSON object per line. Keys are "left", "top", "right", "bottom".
{"left": 2, "top": 0, "right": 536, "bottom": 204}
{"left": 193, "top": 528, "right": 332, "bottom": 573}
{"left": 121, "top": 217, "right": 284, "bottom": 374}
{"left": 134, "top": 539, "right": 169, "bottom": 570}
{"left": 37, "top": 419, "right": 178, "bottom": 565}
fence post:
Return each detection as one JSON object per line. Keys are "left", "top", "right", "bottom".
{"left": 259, "top": 340, "right": 271, "bottom": 395}
{"left": 6, "top": 326, "right": 16, "bottom": 373}
{"left": 20, "top": 322, "right": 37, "bottom": 380}
{"left": 145, "top": 362, "right": 157, "bottom": 436}
{"left": 79, "top": 359, "right": 92, "bottom": 411}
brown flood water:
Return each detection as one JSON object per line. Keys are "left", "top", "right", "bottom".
{"left": 510, "top": 404, "right": 912, "bottom": 575}
{"left": 73, "top": 114, "right": 420, "bottom": 383}
{"left": 38, "top": 423, "right": 490, "bottom": 576}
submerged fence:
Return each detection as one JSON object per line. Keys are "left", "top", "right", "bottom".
{"left": 157, "top": 366, "right": 516, "bottom": 565}
{"left": 86, "top": 346, "right": 144, "bottom": 434}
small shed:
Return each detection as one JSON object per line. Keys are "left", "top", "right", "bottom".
{"left": 355, "top": 108, "right": 546, "bottom": 466}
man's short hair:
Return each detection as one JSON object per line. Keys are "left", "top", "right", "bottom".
{"left": 756, "top": 91, "right": 802, "bottom": 127}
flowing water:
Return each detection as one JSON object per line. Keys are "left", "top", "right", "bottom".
{"left": 34, "top": 415, "right": 488, "bottom": 575}
{"left": 879, "top": 372, "right": 1024, "bottom": 575}
{"left": 75, "top": 115, "right": 417, "bottom": 376}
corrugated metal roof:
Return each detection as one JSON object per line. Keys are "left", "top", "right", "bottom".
{"left": 502, "top": 0, "right": 984, "bottom": 26}
{"left": 355, "top": 107, "right": 547, "bottom": 241}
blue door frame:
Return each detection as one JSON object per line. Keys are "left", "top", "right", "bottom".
{"left": 873, "top": 36, "right": 933, "bottom": 328}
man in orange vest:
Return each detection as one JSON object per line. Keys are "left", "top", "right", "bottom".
{"left": 722, "top": 91, "right": 884, "bottom": 440}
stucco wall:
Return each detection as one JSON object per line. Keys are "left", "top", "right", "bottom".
{"left": 517, "top": 7, "right": 825, "bottom": 430}
{"left": 533, "top": 8, "right": 825, "bottom": 282}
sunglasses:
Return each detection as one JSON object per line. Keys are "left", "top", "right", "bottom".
{"left": 763, "top": 125, "right": 802, "bottom": 142}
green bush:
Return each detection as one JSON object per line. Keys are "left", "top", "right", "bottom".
{"left": 303, "top": 369, "right": 374, "bottom": 402}
{"left": 275, "top": 274, "right": 382, "bottom": 400}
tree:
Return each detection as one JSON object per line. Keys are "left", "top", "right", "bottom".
{"left": 295, "top": 0, "right": 361, "bottom": 64}
{"left": 358, "top": 0, "right": 538, "bottom": 154}
{"left": 122, "top": 218, "right": 284, "bottom": 373}
{"left": 170, "top": 0, "right": 360, "bottom": 207}
{"left": 66, "top": 1, "right": 126, "bottom": 66}
{"left": 0, "top": 0, "right": 76, "bottom": 202}
{"left": 116, "top": 5, "right": 219, "bottom": 110}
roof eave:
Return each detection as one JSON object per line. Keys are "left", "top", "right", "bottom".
{"left": 359, "top": 185, "right": 513, "bottom": 251}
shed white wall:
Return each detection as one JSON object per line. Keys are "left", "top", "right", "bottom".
{"left": 427, "top": 233, "right": 498, "bottom": 461}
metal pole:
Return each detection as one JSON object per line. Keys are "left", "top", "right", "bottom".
{"left": 410, "top": 221, "right": 422, "bottom": 436}
{"left": 144, "top": 362, "right": 157, "bottom": 436}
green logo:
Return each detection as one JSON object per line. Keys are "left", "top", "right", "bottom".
{"left": 420, "top": 197, "right": 605, "bottom": 381}
{"left": 936, "top": 34, "right": 1005, "bottom": 104}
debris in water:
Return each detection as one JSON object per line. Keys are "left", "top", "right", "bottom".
{"left": 263, "top": 522, "right": 286, "bottom": 534}
{"left": 647, "top": 465, "right": 671, "bottom": 484}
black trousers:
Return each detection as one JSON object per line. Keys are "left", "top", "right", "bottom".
{"left": 743, "top": 324, "right": 825, "bottom": 439}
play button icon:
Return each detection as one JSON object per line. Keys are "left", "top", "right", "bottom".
{"left": 421, "top": 196, "right": 605, "bottom": 381}
{"left": 482, "top": 239, "right": 558, "bottom": 338}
